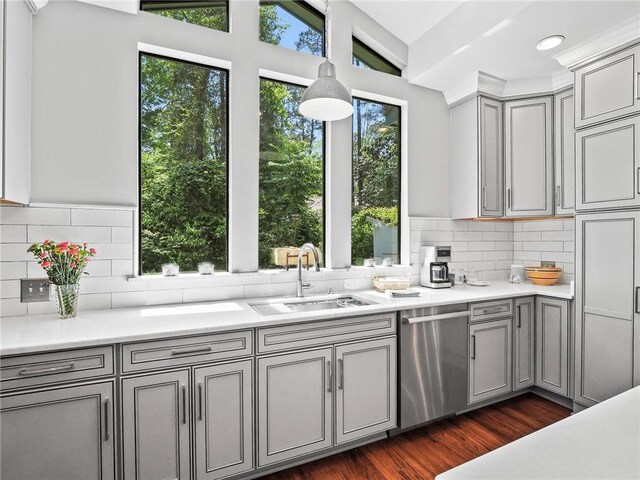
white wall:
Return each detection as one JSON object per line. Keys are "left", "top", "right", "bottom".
{"left": 28, "top": 0, "right": 451, "bottom": 273}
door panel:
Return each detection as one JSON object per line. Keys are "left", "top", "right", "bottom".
{"left": 576, "top": 116, "right": 639, "bottom": 211}
{"left": 257, "top": 348, "right": 333, "bottom": 466}
{"left": 505, "top": 97, "right": 553, "bottom": 217}
{"left": 554, "top": 89, "right": 575, "bottom": 215}
{"left": 575, "top": 212, "right": 639, "bottom": 406}
{"left": 0, "top": 382, "right": 115, "bottom": 480}
{"left": 514, "top": 297, "right": 534, "bottom": 390}
{"left": 468, "top": 318, "right": 512, "bottom": 404}
{"left": 479, "top": 97, "right": 504, "bottom": 217}
{"left": 535, "top": 297, "right": 569, "bottom": 396}
{"left": 335, "top": 337, "right": 396, "bottom": 444}
{"left": 122, "top": 370, "right": 190, "bottom": 480}
{"left": 194, "top": 360, "right": 253, "bottom": 480}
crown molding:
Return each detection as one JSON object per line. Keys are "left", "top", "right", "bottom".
{"left": 23, "top": 0, "right": 49, "bottom": 14}
{"left": 444, "top": 72, "right": 506, "bottom": 106}
{"left": 554, "top": 14, "right": 640, "bottom": 70}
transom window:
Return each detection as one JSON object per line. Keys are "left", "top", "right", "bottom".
{"left": 259, "top": 0, "right": 324, "bottom": 56}
{"left": 140, "top": 0, "right": 229, "bottom": 32}
{"left": 139, "top": 53, "right": 229, "bottom": 274}
{"left": 352, "top": 37, "right": 401, "bottom": 77}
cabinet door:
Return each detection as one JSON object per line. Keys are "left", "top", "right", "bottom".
{"left": 0, "top": 382, "right": 115, "bottom": 480}
{"left": 575, "top": 44, "right": 640, "bottom": 129}
{"left": 505, "top": 97, "right": 553, "bottom": 217}
{"left": 122, "top": 370, "right": 191, "bottom": 480}
{"left": 468, "top": 318, "right": 513, "bottom": 404}
{"left": 194, "top": 360, "right": 253, "bottom": 480}
{"left": 257, "top": 348, "right": 333, "bottom": 467}
{"left": 479, "top": 97, "right": 504, "bottom": 217}
{"left": 514, "top": 297, "right": 535, "bottom": 390}
{"left": 554, "top": 89, "right": 575, "bottom": 215}
{"left": 335, "top": 337, "right": 396, "bottom": 445}
{"left": 575, "top": 116, "right": 640, "bottom": 212}
{"left": 575, "top": 212, "right": 639, "bottom": 406}
{"left": 535, "top": 297, "right": 569, "bottom": 396}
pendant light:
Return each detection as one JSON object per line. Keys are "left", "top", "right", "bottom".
{"left": 298, "top": 0, "right": 353, "bottom": 121}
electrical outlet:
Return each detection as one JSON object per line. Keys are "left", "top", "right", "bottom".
{"left": 541, "top": 260, "right": 556, "bottom": 268}
{"left": 20, "top": 279, "right": 50, "bottom": 303}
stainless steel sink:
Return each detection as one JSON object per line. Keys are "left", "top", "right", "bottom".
{"left": 251, "top": 296, "right": 370, "bottom": 316}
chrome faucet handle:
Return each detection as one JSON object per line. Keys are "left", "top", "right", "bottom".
{"left": 328, "top": 287, "right": 333, "bottom": 295}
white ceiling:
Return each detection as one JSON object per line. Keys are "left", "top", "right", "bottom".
{"left": 350, "top": 0, "right": 640, "bottom": 96}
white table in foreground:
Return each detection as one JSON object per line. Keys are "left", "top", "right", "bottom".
{"left": 436, "top": 387, "right": 640, "bottom": 480}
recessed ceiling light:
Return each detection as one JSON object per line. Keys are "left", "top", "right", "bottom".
{"left": 536, "top": 35, "right": 565, "bottom": 51}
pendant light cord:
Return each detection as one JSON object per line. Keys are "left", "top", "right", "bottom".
{"left": 324, "top": 0, "right": 329, "bottom": 59}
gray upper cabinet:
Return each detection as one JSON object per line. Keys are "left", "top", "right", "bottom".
{"left": 1, "top": 0, "right": 32, "bottom": 204}
{"left": 554, "top": 89, "right": 575, "bottom": 215}
{"left": 450, "top": 96, "right": 503, "bottom": 219}
{"left": 0, "top": 382, "right": 115, "bottom": 480}
{"left": 257, "top": 348, "right": 333, "bottom": 467}
{"left": 335, "top": 337, "right": 397, "bottom": 445}
{"left": 535, "top": 297, "right": 569, "bottom": 397}
{"left": 194, "top": 360, "right": 253, "bottom": 480}
{"left": 575, "top": 211, "right": 640, "bottom": 407}
{"left": 468, "top": 318, "right": 513, "bottom": 404}
{"left": 122, "top": 370, "right": 191, "bottom": 480}
{"left": 505, "top": 97, "right": 554, "bottom": 217}
{"left": 575, "top": 115, "right": 640, "bottom": 212}
{"left": 574, "top": 43, "right": 640, "bottom": 129}
{"left": 513, "top": 297, "right": 534, "bottom": 391}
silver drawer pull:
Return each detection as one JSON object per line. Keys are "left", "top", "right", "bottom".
{"left": 18, "top": 363, "right": 75, "bottom": 376}
{"left": 171, "top": 346, "right": 212, "bottom": 356}
{"left": 479, "top": 307, "right": 507, "bottom": 315}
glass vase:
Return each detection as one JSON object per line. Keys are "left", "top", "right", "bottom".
{"left": 51, "top": 283, "right": 79, "bottom": 319}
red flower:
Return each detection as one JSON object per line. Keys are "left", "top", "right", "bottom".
{"left": 43, "top": 239, "right": 51, "bottom": 244}
{"left": 89, "top": 248, "right": 97, "bottom": 255}
{"left": 39, "top": 252, "right": 47, "bottom": 259}
{"left": 70, "top": 262, "right": 77, "bottom": 269}
{"left": 57, "top": 245, "right": 69, "bottom": 253}
{"left": 83, "top": 243, "right": 88, "bottom": 248}
{"left": 70, "top": 249, "right": 79, "bottom": 257}
{"left": 41, "top": 261, "right": 52, "bottom": 268}
{"left": 57, "top": 242, "right": 69, "bottom": 248}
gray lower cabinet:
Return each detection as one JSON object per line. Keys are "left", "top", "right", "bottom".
{"left": 468, "top": 318, "right": 513, "bottom": 404}
{"left": 575, "top": 115, "right": 640, "bottom": 212}
{"left": 575, "top": 211, "right": 640, "bottom": 406}
{"left": 554, "top": 89, "right": 575, "bottom": 215}
{"left": 0, "top": 381, "right": 115, "bottom": 480}
{"left": 535, "top": 297, "right": 569, "bottom": 396}
{"left": 257, "top": 348, "right": 333, "bottom": 467}
{"left": 513, "top": 297, "right": 534, "bottom": 390}
{"left": 335, "top": 337, "right": 397, "bottom": 445}
{"left": 574, "top": 43, "right": 640, "bottom": 129}
{"left": 194, "top": 360, "right": 253, "bottom": 480}
{"left": 504, "top": 97, "right": 554, "bottom": 217}
{"left": 122, "top": 369, "right": 191, "bottom": 480}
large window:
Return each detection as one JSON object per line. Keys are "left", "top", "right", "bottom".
{"left": 259, "top": 1, "right": 324, "bottom": 56}
{"left": 140, "top": 1, "right": 229, "bottom": 31}
{"left": 352, "top": 37, "right": 401, "bottom": 77}
{"left": 139, "top": 53, "right": 228, "bottom": 274}
{"left": 352, "top": 98, "right": 401, "bottom": 266}
{"left": 259, "top": 78, "right": 324, "bottom": 269}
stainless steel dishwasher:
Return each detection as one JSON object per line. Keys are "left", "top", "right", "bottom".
{"left": 398, "top": 303, "right": 471, "bottom": 430}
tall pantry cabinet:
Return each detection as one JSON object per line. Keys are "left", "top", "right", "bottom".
{"left": 573, "top": 41, "right": 640, "bottom": 407}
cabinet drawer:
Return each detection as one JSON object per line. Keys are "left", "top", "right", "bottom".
{"left": 0, "top": 346, "right": 114, "bottom": 391}
{"left": 470, "top": 299, "right": 513, "bottom": 323}
{"left": 257, "top": 313, "right": 396, "bottom": 354}
{"left": 121, "top": 330, "right": 252, "bottom": 373}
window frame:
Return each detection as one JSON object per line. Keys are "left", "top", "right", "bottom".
{"left": 137, "top": 51, "right": 231, "bottom": 275}
{"left": 140, "top": 0, "right": 230, "bottom": 32}
{"left": 351, "top": 95, "right": 402, "bottom": 266}
{"left": 257, "top": 75, "right": 327, "bottom": 269}
{"left": 352, "top": 36, "right": 401, "bottom": 77}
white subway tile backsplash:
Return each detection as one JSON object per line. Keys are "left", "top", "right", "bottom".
{"left": 112, "top": 289, "right": 183, "bottom": 309}
{"left": 182, "top": 286, "right": 245, "bottom": 303}
{"left": 91, "top": 243, "right": 134, "bottom": 260}
{"left": 78, "top": 294, "right": 112, "bottom": 311}
{"left": 0, "top": 206, "right": 70, "bottom": 225}
{"left": 1, "top": 244, "right": 35, "bottom": 262}
{"left": 71, "top": 209, "right": 133, "bottom": 227}
{"left": 112, "top": 259, "right": 134, "bottom": 277}
{"left": 453, "top": 231, "right": 483, "bottom": 242}
{"left": 111, "top": 227, "right": 133, "bottom": 244}
{"left": 1, "top": 298, "right": 27, "bottom": 317}
{"left": 541, "top": 230, "right": 575, "bottom": 242}
{"left": 1, "top": 225, "right": 27, "bottom": 243}
{"left": 27, "top": 225, "right": 112, "bottom": 244}
{"left": 468, "top": 222, "right": 496, "bottom": 232}
{"left": 0, "top": 262, "right": 27, "bottom": 280}
{"left": 1, "top": 280, "right": 20, "bottom": 299}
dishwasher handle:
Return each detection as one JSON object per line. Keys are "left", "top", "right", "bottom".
{"left": 403, "top": 310, "right": 472, "bottom": 324}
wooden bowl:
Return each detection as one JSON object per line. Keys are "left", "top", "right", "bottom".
{"left": 525, "top": 267, "right": 562, "bottom": 286}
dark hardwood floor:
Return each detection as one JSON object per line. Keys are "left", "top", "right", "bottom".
{"left": 262, "top": 393, "right": 571, "bottom": 480}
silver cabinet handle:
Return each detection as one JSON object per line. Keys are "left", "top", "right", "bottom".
{"left": 18, "top": 363, "right": 74, "bottom": 376}
{"left": 556, "top": 186, "right": 561, "bottom": 207}
{"left": 482, "top": 186, "right": 487, "bottom": 208}
{"left": 104, "top": 398, "right": 110, "bottom": 442}
{"left": 181, "top": 386, "right": 187, "bottom": 425}
{"left": 507, "top": 188, "right": 512, "bottom": 209}
{"left": 198, "top": 383, "right": 203, "bottom": 421}
{"left": 338, "top": 359, "right": 344, "bottom": 390}
{"left": 637, "top": 167, "right": 640, "bottom": 195}
{"left": 480, "top": 307, "right": 506, "bottom": 315}
{"left": 327, "top": 361, "right": 332, "bottom": 393}
{"left": 636, "top": 72, "right": 640, "bottom": 100}
{"left": 517, "top": 305, "right": 522, "bottom": 328}
{"left": 471, "top": 335, "right": 476, "bottom": 359}
{"left": 636, "top": 287, "right": 640, "bottom": 314}
{"left": 403, "top": 311, "right": 472, "bottom": 324}
{"left": 171, "top": 346, "right": 212, "bottom": 356}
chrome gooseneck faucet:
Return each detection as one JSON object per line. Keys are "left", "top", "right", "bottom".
{"left": 297, "top": 243, "right": 321, "bottom": 297}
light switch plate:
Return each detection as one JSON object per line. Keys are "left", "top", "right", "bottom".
{"left": 20, "top": 278, "right": 50, "bottom": 303}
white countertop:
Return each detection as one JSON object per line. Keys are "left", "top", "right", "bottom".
{"left": 0, "top": 281, "right": 573, "bottom": 356}
{"left": 436, "top": 386, "right": 640, "bottom": 480}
